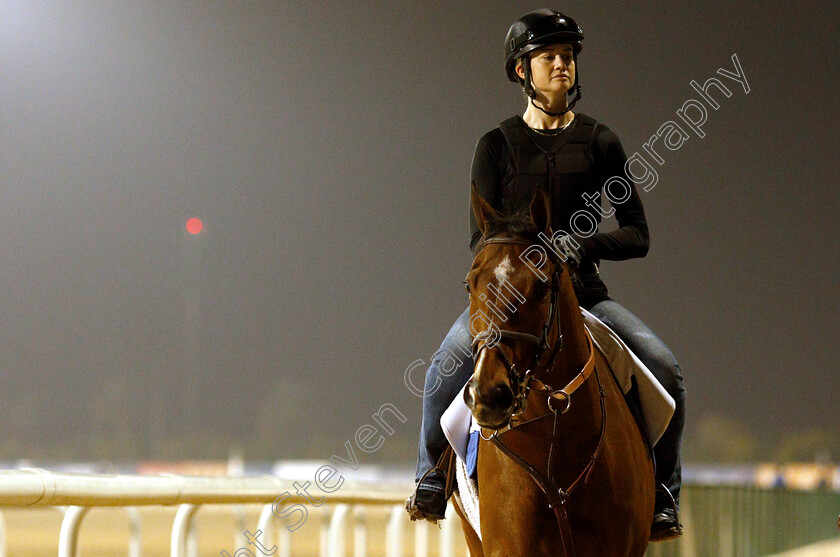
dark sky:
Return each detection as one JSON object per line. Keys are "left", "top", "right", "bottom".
{"left": 1, "top": 2, "right": 837, "bottom": 461}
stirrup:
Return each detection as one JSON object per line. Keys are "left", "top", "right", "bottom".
{"left": 650, "top": 484, "right": 683, "bottom": 542}
{"left": 406, "top": 467, "right": 448, "bottom": 523}
{"left": 650, "top": 512, "right": 684, "bottom": 542}
{"left": 406, "top": 448, "right": 457, "bottom": 523}
{"left": 405, "top": 487, "right": 446, "bottom": 523}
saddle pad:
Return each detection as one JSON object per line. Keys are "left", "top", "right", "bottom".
{"left": 580, "top": 307, "right": 675, "bottom": 444}
{"left": 440, "top": 382, "right": 473, "bottom": 464}
{"left": 440, "top": 308, "right": 676, "bottom": 464}
{"left": 466, "top": 430, "right": 479, "bottom": 479}
{"left": 455, "top": 456, "right": 482, "bottom": 540}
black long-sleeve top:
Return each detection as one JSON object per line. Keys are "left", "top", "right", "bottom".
{"left": 468, "top": 114, "right": 650, "bottom": 307}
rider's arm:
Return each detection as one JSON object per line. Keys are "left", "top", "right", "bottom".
{"left": 469, "top": 129, "right": 507, "bottom": 254}
{"left": 575, "top": 125, "right": 650, "bottom": 261}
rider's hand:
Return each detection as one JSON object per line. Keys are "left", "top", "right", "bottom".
{"left": 553, "top": 235, "right": 583, "bottom": 272}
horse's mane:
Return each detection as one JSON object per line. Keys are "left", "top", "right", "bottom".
{"left": 479, "top": 211, "right": 581, "bottom": 288}
{"left": 481, "top": 211, "right": 540, "bottom": 243}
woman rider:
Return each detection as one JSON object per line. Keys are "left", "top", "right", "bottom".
{"left": 406, "top": 9, "right": 686, "bottom": 542}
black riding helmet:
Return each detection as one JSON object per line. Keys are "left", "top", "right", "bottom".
{"left": 504, "top": 9, "right": 583, "bottom": 116}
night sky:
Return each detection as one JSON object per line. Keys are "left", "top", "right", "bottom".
{"left": 1, "top": 2, "right": 837, "bottom": 462}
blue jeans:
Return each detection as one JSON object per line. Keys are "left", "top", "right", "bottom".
{"left": 414, "top": 307, "right": 474, "bottom": 493}
{"left": 414, "top": 300, "right": 685, "bottom": 509}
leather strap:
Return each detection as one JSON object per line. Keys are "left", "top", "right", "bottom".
{"left": 491, "top": 419, "right": 577, "bottom": 557}
{"left": 551, "top": 330, "right": 596, "bottom": 402}
{"left": 530, "top": 329, "right": 596, "bottom": 414}
{"left": 488, "top": 329, "right": 605, "bottom": 557}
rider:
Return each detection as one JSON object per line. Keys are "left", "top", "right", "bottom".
{"left": 406, "top": 9, "right": 686, "bottom": 542}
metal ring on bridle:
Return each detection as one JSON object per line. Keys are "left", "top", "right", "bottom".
{"left": 548, "top": 389, "right": 571, "bottom": 414}
{"left": 479, "top": 428, "right": 497, "bottom": 441}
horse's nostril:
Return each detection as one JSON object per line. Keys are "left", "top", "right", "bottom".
{"left": 487, "top": 385, "right": 514, "bottom": 409}
{"left": 464, "top": 383, "right": 476, "bottom": 408}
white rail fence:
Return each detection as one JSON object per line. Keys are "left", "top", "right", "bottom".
{"left": 0, "top": 468, "right": 461, "bottom": 557}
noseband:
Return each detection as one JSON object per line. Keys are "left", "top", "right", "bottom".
{"left": 469, "top": 234, "right": 566, "bottom": 418}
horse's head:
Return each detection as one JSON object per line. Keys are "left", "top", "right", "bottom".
{"left": 464, "top": 185, "right": 567, "bottom": 429}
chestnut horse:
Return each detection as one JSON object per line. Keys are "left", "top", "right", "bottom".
{"left": 451, "top": 187, "right": 654, "bottom": 556}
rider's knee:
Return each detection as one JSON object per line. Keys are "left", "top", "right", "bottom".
{"left": 436, "top": 319, "right": 472, "bottom": 362}
{"left": 431, "top": 345, "right": 472, "bottom": 379}
{"left": 657, "top": 361, "right": 686, "bottom": 403}
{"left": 429, "top": 323, "right": 472, "bottom": 379}
{"left": 643, "top": 348, "right": 685, "bottom": 401}
{"left": 451, "top": 314, "right": 473, "bottom": 351}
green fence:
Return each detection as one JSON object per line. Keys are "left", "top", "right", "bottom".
{"left": 645, "top": 485, "right": 840, "bottom": 557}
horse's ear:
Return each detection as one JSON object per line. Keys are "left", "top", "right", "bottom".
{"left": 530, "top": 188, "right": 551, "bottom": 234}
{"left": 471, "top": 182, "right": 499, "bottom": 234}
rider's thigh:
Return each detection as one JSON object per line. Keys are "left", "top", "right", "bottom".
{"left": 588, "top": 299, "right": 685, "bottom": 400}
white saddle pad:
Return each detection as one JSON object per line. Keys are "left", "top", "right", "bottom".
{"left": 454, "top": 429, "right": 482, "bottom": 540}
{"left": 441, "top": 308, "right": 676, "bottom": 465}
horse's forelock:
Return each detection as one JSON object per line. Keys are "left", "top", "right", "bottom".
{"left": 481, "top": 211, "right": 541, "bottom": 244}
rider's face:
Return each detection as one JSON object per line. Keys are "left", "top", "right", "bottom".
{"left": 517, "top": 43, "right": 576, "bottom": 96}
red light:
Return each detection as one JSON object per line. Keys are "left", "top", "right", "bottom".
{"left": 186, "top": 218, "right": 203, "bottom": 235}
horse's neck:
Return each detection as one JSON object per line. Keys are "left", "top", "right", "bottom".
{"left": 550, "top": 270, "right": 591, "bottom": 382}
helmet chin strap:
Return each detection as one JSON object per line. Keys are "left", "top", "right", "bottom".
{"left": 530, "top": 92, "right": 578, "bottom": 117}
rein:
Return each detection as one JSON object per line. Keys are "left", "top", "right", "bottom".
{"left": 469, "top": 233, "right": 607, "bottom": 557}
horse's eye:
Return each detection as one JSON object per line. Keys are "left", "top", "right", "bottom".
{"left": 534, "top": 280, "right": 550, "bottom": 299}
{"left": 463, "top": 281, "right": 471, "bottom": 294}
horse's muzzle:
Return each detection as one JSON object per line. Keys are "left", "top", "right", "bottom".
{"left": 465, "top": 378, "right": 514, "bottom": 429}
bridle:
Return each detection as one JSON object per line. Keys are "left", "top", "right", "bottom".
{"left": 468, "top": 234, "right": 568, "bottom": 422}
